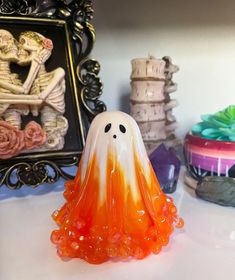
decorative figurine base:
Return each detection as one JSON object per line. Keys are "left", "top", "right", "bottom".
{"left": 51, "top": 111, "right": 183, "bottom": 264}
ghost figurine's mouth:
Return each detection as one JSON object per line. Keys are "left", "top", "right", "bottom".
{"left": 113, "top": 134, "right": 117, "bottom": 139}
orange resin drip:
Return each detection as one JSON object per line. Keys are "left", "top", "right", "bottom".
{"left": 51, "top": 150, "right": 183, "bottom": 264}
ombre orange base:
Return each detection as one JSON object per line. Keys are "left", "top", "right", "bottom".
{"left": 51, "top": 150, "right": 183, "bottom": 264}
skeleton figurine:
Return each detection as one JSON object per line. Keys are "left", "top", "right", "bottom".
{"left": 18, "top": 31, "right": 68, "bottom": 150}
{"left": 0, "top": 29, "right": 28, "bottom": 129}
{"left": 0, "top": 30, "right": 68, "bottom": 150}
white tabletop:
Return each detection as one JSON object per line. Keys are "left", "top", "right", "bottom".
{"left": 0, "top": 168, "right": 235, "bottom": 280}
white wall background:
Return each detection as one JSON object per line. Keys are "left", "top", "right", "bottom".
{"left": 92, "top": 0, "right": 235, "bottom": 140}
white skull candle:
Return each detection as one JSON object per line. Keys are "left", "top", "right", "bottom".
{"left": 51, "top": 111, "right": 183, "bottom": 264}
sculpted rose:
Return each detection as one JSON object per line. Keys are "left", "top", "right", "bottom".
{"left": 0, "top": 121, "right": 25, "bottom": 159}
{"left": 24, "top": 121, "right": 47, "bottom": 149}
{"left": 42, "top": 38, "right": 53, "bottom": 50}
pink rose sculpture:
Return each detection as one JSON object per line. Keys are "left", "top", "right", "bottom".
{"left": 0, "top": 121, "right": 25, "bottom": 159}
{"left": 24, "top": 121, "right": 47, "bottom": 149}
{"left": 0, "top": 120, "right": 47, "bottom": 160}
{"left": 42, "top": 38, "right": 53, "bottom": 50}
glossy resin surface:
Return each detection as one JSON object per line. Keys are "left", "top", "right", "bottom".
{"left": 51, "top": 111, "right": 183, "bottom": 264}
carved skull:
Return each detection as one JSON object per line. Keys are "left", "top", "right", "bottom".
{"left": 18, "top": 31, "right": 52, "bottom": 65}
{"left": 19, "top": 32, "right": 43, "bottom": 52}
{"left": 0, "top": 29, "right": 18, "bottom": 61}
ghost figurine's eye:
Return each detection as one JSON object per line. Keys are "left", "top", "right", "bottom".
{"left": 119, "top": 124, "right": 126, "bottom": 133}
{"left": 104, "top": 123, "right": 112, "bottom": 133}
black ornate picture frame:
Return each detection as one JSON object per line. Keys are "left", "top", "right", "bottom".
{"left": 0, "top": 0, "right": 105, "bottom": 189}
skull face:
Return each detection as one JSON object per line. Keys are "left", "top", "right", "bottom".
{"left": 17, "top": 35, "right": 31, "bottom": 63}
{"left": 0, "top": 29, "right": 18, "bottom": 61}
{"left": 19, "top": 34, "right": 41, "bottom": 53}
{"left": 18, "top": 32, "right": 48, "bottom": 64}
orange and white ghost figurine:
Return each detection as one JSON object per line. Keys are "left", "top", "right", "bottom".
{"left": 51, "top": 111, "right": 183, "bottom": 264}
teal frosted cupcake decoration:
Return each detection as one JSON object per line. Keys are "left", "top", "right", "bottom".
{"left": 192, "top": 105, "right": 235, "bottom": 141}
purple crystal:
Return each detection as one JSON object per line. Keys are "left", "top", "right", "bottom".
{"left": 149, "top": 144, "right": 181, "bottom": 193}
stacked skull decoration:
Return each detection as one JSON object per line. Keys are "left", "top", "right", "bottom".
{"left": 0, "top": 29, "right": 68, "bottom": 159}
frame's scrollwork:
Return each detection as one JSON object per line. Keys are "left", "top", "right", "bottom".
{"left": 0, "top": 0, "right": 105, "bottom": 189}
{"left": 0, "top": 157, "right": 79, "bottom": 189}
